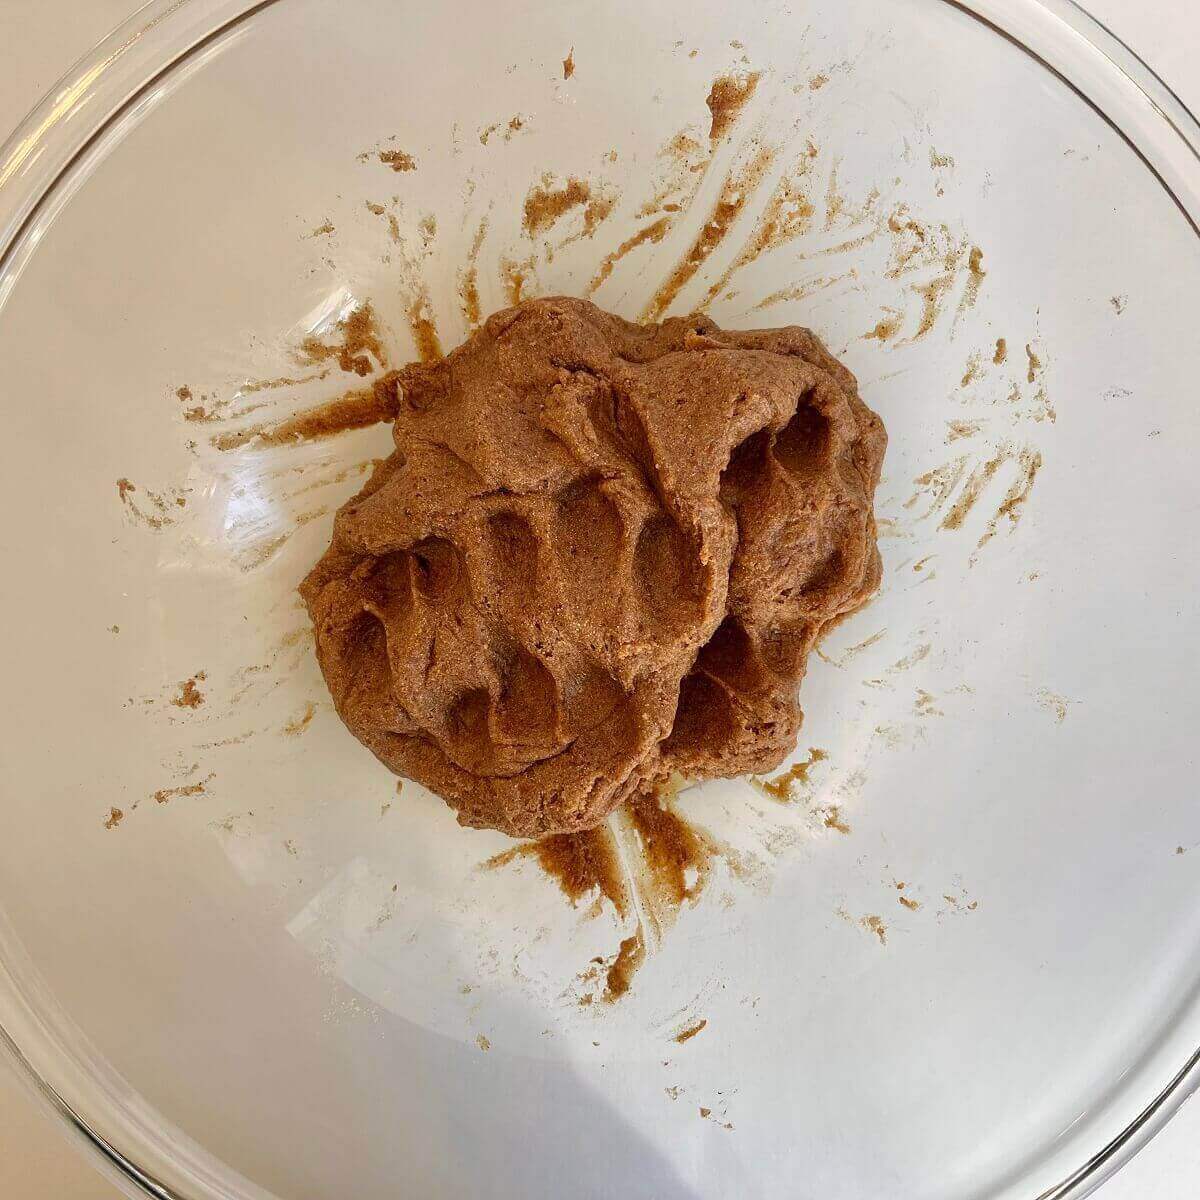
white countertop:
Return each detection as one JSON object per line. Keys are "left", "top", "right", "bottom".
{"left": 0, "top": 1, "right": 1196, "bottom": 1195}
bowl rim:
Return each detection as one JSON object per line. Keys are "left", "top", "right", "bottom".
{"left": 0, "top": 1, "right": 1197, "bottom": 1197}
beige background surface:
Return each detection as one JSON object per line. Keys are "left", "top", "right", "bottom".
{"left": 0, "top": 0, "right": 1196, "bottom": 1196}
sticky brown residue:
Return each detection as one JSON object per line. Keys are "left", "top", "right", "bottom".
{"left": 103, "top": 807, "right": 124, "bottom": 830}
{"left": 239, "top": 370, "right": 330, "bottom": 395}
{"left": 912, "top": 272, "right": 957, "bottom": 341}
{"left": 458, "top": 217, "right": 489, "bottom": 329}
{"left": 378, "top": 149, "right": 416, "bottom": 172}
{"left": 752, "top": 269, "right": 857, "bottom": 311}
{"left": 298, "top": 303, "right": 387, "bottom": 376}
{"left": 929, "top": 148, "right": 955, "bottom": 170}
{"left": 706, "top": 72, "right": 761, "bottom": 142}
{"left": 307, "top": 218, "right": 335, "bottom": 238}
{"left": 823, "top": 805, "right": 851, "bottom": 834}
{"left": 898, "top": 895, "right": 920, "bottom": 911}
{"left": 627, "top": 789, "right": 713, "bottom": 908}
{"left": 485, "top": 824, "right": 629, "bottom": 917}
{"left": 641, "top": 143, "right": 776, "bottom": 321}
{"left": 755, "top": 748, "right": 828, "bottom": 801}
{"left": 675, "top": 1018, "right": 707, "bottom": 1043}
{"left": 500, "top": 256, "right": 535, "bottom": 307}
{"left": 702, "top": 167, "right": 817, "bottom": 304}
{"left": 475, "top": 1033, "right": 491, "bottom": 1052}
{"left": 956, "top": 246, "right": 986, "bottom": 320}
{"left": 172, "top": 672, "right": 206, "bottom": 709}
{"left": 1025, "top": 342, "right": 1043, "bottom": 383}
{"left": 283, "top": 701, "right": 316, "bottom": 736}
{"left": 947, "top": 419, "right": 981, "bottom": 442}
{"left": 939, "top": 450, "right": 1008, "bottom": 530}
{"left": 212, "top": 376, "right": 400, "bottom": 451}
{"left": 586, "top": 217, "right": 673, "bottom": 295}
{"left": 993, "top": 337, "right": 1008, "bottom": 364}
{"left": 522, "top": 176, "right": 595, "bottom": 237}
{"left": 116, "top": 478, "right": 136, "bottom": 502}
{"left": 406, "top": 290, "right": 443, "bottom": 363}
{"left": 861, "top": 915, "right": 887, "bottom": 945}
{"left": 152, "top": 774, "right": 213, "bottom": 805}
{"left": 604, "top": 927, "right": 646, "bottom": 1001}
{"left": 960, "top": 352, "right": 982, "bottom": 387}
{"left": 563, "top": 47, "right": 575, "bottom": 79}
{"left": 976, "top": 448, "right": 1041, "bottom": 550}
{"left": 809, "top": 72, "right": 829, "bottom": 90}
{"left": 863, "top": 309, "right": 903, "bottom": 342}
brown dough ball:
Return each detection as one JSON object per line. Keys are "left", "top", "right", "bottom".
{"left": 301, "top": 297, "right": 886, "bottom": 837}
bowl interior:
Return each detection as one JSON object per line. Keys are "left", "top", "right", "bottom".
{"left": 1, "top": 1, "right": 1199, "bottom": 1197}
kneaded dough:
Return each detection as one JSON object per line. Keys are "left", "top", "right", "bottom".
{"left": 301, "top": 297, "right": 886, "bottom": 837}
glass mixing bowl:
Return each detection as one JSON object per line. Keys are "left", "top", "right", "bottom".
{"left": 1, "top": 1, "right": 1198, "bottom": 1197}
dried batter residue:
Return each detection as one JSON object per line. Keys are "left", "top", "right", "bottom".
{"left": 1035, "top": 686, "right": 1069, "bottom": 723}
{"left": 754, "top": 748, "right": 828, "bottom": 801}
{"left": 297, "top": 303, "right": 387, "bottom": 376}
{"left": 586, "top": 217, "right": 673, "bottom": 295}
{"left": 1025, "top": 342, "right": 1043, "bottom": 383}
{"left": 960, "top": 352, "right": 982, "bottom": 387}
{"left": 641, "top": 143, "right": 776, "bottom": 321}
{"left": 405, "top": 289, "right": 443, "bottom": 363}
{"left": 706, "top": 72, "right": 761, "bottom": 142}
{"left": 940, "top": 447, "right": 1010, "bottom": 531}
{"left": 499, "top": 255, "right": 536, "bottom": 306}
{"left": 563, "top": 47, "right": 575, "bottom": 79}
{"left": 103, "top": 807, "right": 124, "bottom": 830}
{"left": 947, "top": 420, "right": 981, "bottom": 443}
{"left": 523, "top": 176, "right": 593, "bottom": 237}
{"left": 863, "top": 308, "right": 903, "bottom": 342}
{"left": 485, "top": 824, "right": 629, "bottom": 917}
{"left": 458, "top": 217, "right": 489, "bottom": 329}
{"left": 378, "top": 149, "right": 416, "bottom": 172}
{"left": 239, "top": 370, "right": 330, "bottom": 395}
{"left": 822, "top": 805, "right": 851, "bottom": 834}
{"left": 172, "top": 672, "right": 207, "bottom": 709}
{"left": 212, "top": 377, "right": 399, "bottom": 451}
{"left": 976, "top": 448, "right": 1041, "bottom": 550}
{"left": 283, "top": 701, "right": 316, "bottom": 736}
{"left": 993, "top": 337, "right": 1008, "bottom": 364}
{"left": 475, "top": 1033, "right": 491, "bottom": 1052}
{"left": 702, "top": 165, "right": 818, "bottom": 304}
{"left": 152, "top": 774, "right": 214, "bottom": 805}
{"left": 522, "top": 175, "right": 615, "bottom": 246}
{"left": 604, "top": 927, "right": 646, "bottom": 1001}
{"left": 898, "top": 895, "right": 920, "bottom": 911}
{"left": 675, "top": 1018, "right": 708, "bottom": 1043}
{"left": 627, "top": 789, "right": 714, "bottom": 909}
{"left": 752, "top": 269, "right": 858, "bottom": 311}
{"left": 116, "top": 478, "right": 136, "bottom": 502}
{"left": 306, "top": 218, "right": 335, "bottom": 238}
{"left": 861, "top": 915, "right": 887, "bottom": 945}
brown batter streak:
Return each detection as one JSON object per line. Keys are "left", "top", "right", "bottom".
{"left": 757, "top": 748, "right": 828, "bottom": 801}
{"left": 378, "top": 150, "right": 416, "bottom": 172}
{"left": 627, "top": 788, "right": 713, "bottom": 907}
{"left": 486, "top": 824, "right": 629, "bottom": 917}
{"left": 459, "top": 217, "right": 489, "bottom": 329}
{"left": 706, "top": 72, "right": 762, "bottom": 143}
{"left": 641, "top": 144, "right": 776, "bottom": 321}
{"left": 604, "top": 928, "right": 646, "bottom": 1000}
{"left": 212, "top": 377, "right": 400, "bottom": 451}
{"left": 702, "top": 170, "right": 816, "bottom": 305}
{"left": 586, "top": 217, "right": 673, "bottom": 295}
{"left": 298, "top": 303, "right": 388, "bottom": 376}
